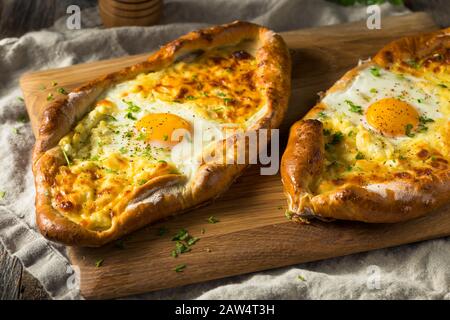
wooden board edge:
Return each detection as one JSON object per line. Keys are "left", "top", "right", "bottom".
{"left": 72, "top": 203, "right": 450, "bottom": 299}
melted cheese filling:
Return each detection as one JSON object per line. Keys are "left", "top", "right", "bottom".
{"left": 51, "top": 44, "right": 264, "bottom": 231}
{"left": 309, "top": 64, "right": 449, "bottom": 195}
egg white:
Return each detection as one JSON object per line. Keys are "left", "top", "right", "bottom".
{"left": 322, "top": 65, "right": 443, "bottom": 141}
{"left": 84, "top": 79, "right": 229, "bottom": 177}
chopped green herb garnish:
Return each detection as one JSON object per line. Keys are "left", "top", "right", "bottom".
{"left": 122, "top": 99, "right": 141, "bottom": 112}
{"left": 90, "top": 155, "right": 99, "bottom": 161}
{"left": 119, "top": 147, "right": 127, "bottom": 154}
{"left": 438, "top": 83, "right": 448, "bottom": 88}
{"left": 207, "top": 216, "right": 219, "bottom": 224}
{"left": 223, "top": 98, "right": 234, "bottom": 105}
{"left": 39, "top": 84, "right": 46, "bottom": 90}
{"left": 216, "top": 92, "right": 226, "bottom": 97}
{"left": 348, "top": 130, "right": 354, "bottom": 137}
{"left": 46, "top": 93, "right": 54, "bottom": 101}
{"left": 186, "top": 95, "right": 196, "bottom": 100}
{"left": 419, "top": 116, "right": 434, "bottom": 124}
{"left": 417, "top": 126, "right": 428, "bottom": 133}
{"left": 369, "top": 88, "right": 378, "bottom": 94}
{"left": 0, "top": 191, "right": 6, "bottom": 199}
{"left": 17, "top": 115, "right": 28, "bottom": 123}
{"left": 175, "top": 241, "right": 191, "bottom": 254}
{"left": 174, "top": 264, "right": 186, "bottom": 272}
{"left": 51, "top": 81, "right": 58, "bottom": 87}
{"left": 136, "top": 132, "right": 146, "bottom": 140}
{"left": 186, "top": 237, "right": 199, "bottom": 246}
{"left": 138, "top": 179, "right": 147, "bottom": 185}
{"left": 325, "top": 131, "right": 344, "bottom": 151}
{"left": 330, "top": 132, "right": 343, "bottom": 144}
{"left": 417, "top": 99, "right": 423, "bottom": 104}
{"left": 12, "top": 128, "right": 19, "bottom": 134}
{"left": 61, "top": 149, "right": 71, "bottom": 166}
{"left": 163, "top": 134, "right": 168, "bottom": 141}
{"left": 104, "top": 168, "right": 117, "bottom": 174}
{"left": 355, "top": 152, "right": 365, "bottom": 160}
{"left": 285, "top": 210, "right": 294, "bottom": 220}
{"left": 406, "top": 59, "right": 420, "bottom": 69}
{"left": 317, "top": 111, "right": 328, "bottom": 119}
{"left": 105, "top": 115, "right": 117, "bottom": 122}
{"left": 57, "top": 87, "right": 68, "bottom": 95}
{"left": 172, "top": 229, "right": 189, "bottom": 241}
{"left": 416, "top": 116, "right": 434, "bottom": 133}
{"left": 95, "top": 259, "right": 104, "bottom": 268}
{"left": 345, "top": 100, "right": 363, "bottom": 114}
{"left": 126, "top": 112, "right": 136, "bottom": 120}
{"left": 17, "top": 97, "right": 24, "bottom": 102}
{"left": 405, "top": 124, "right": 414, "bottom": 137}
{"left": 297, "top": 275, "right": 306, "bottom": 281}
{"left": 170, "top": 227, "right": 201, "bottom": 258}
{"left": 370, "top": 67, "right": 381, "bottom": 77}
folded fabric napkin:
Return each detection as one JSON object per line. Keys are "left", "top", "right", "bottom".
{"left": 1, "top": 0, "right": 448, "bottom": 300}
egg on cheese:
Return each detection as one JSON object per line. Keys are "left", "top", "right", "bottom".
{"left": 52, "top": 46, "right": 265, "bottom": 231}
{"left": 308, "top": 64, "right": 449, "bottom": 194}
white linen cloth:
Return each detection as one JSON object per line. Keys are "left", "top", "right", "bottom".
{"left": 1, "top": 0, "right": 449, "bottom": 300}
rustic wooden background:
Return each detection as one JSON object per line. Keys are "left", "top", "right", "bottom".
{"left": 0, "top": 0, "right": 449, "bottom": 300}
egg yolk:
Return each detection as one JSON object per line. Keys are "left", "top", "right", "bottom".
{"left": 135, "top": 113, "right": 192, "bottom": 147}
{"left": 366, "top": 98, "right": 419, "bottom": 137}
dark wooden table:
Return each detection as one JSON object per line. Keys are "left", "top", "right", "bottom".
{"left": 0, "top": 0, "right": 448, "bottom": 300}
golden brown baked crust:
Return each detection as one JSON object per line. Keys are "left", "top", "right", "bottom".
{"left": 33, "top": 21, "right": 291, "bottom": 246}
{"left": 281, "top": 27, "right": 450, "bottom": 223}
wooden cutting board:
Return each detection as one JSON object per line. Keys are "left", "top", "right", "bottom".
{"left": 20, "top": 13, "right": 450, "bottom": 300}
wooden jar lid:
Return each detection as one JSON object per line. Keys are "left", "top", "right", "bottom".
{"left": 99, "top": 0, "right": 162, "bottom": 27}
{"left": 106, "top": 0, "right": 161, "bottom": 11}
{"left": 111, "top": 0, "right": 156, "bottom": 3}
